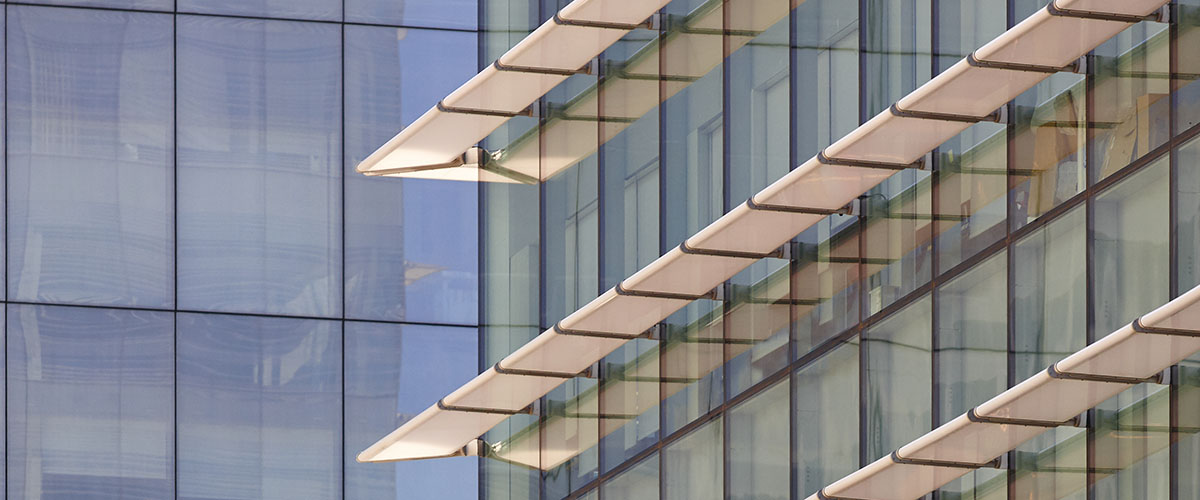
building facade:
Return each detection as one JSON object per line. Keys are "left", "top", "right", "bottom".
{"left": 0, "top": 0, "right": 483, "bottom": 498}
{"left": 473, "top": 0, "right": 1200, "bottom": 499}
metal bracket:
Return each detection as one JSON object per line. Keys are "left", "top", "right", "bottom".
{"left": 966, "top": 52, "right": 1084, "bottom": 74}
{"left": 437, "top": 100, "right": 533, "bottom": 118}
{"left": 1131, "top": 316, "right": 1200, "bottom": 337}
{"left": 614, "top": 282, "right": 717, "bottom": 301}
{"left": 745, "top": 195, "right": 853, "bottom": 216}
{"left": 553, "top": 12, "right": 656, "bottom": 30}
{"left": 494, "top": 360, "right": 592, "bottom": 379}
{"left": 816, "top": 489, "right": 873, "bottom": 500}
{"left": 437, "top": 398, "right": 534, "bottom": 416}
{"left": 890, "top": 450, "right": 1002, "bottom": 470}
{"left": 890, "top": 102, "right": 1003, "bottom": 124}
{"left": 678, "top": 240, "right": 780, "bottom": 260}
{"left": 1046, "top": 362, "right": 1164, "bottom": 385}
{"left": 817, "top": 149, "right": 925, "bottom": 171}
{"left": 1046, "top": 0, "right": 1166, "bottom": 23}
{"left": 493, "top": 59, "right": 591, "bottom": 76}
{"left": 552, "top": 322, "right": 643, "bottom": 340}
{"left": 967, "top": 407, "right": 1082, "bottom": 428}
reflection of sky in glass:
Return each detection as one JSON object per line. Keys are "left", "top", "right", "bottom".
{"left": 345, "top": 322, "right": 478, "bottom": 500}
{"left": 345, "top": 26, "right": 479, "bottom": 324}
{"left": 347, "top": 0, "right": 478, "bottom": 30}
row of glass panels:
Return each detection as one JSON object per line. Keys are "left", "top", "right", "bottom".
{"left": 0, "top": 5, "right": 479, "bottom": 325}
{"left": 476, "top": 0, "right": 1200, "bottom": 497}
{"left": 0, "top": 302, "right": 477, "bottom": 499}
{"left": 0, "top": 0, "right": 477, "bottom": 29}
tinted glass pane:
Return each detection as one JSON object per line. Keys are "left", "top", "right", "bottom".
{"left": 729, "top": 380, "right": 788, "bottom": 499}
{"left": 344, "top": 322, "right": 478, "bottom": 500}
{"left": 1093, "top": 157, "right": 1169, "bottom": 334}
{"left": 344, "top": 26, "right": 478, "bottom": 324}
{"left": 600, "top": 338, "right": 659, "bottom": 472}
{"left": 346, "top": 0, "right": 478, "bottom": 29}
{"left": 177, "top": 313, "right": 341, "bottom": 500}
{"left": 795, "top": 338, "right": 859, "bottom": 498}
{"left": 177, "top": 17, "right": 342, "bottom": 318}
{"left": 1177, "top": 1, "right": 1200, "bottom": 133}
{"left": 793, "top": 0, "right": 859, "bottom": 160}
{"left": 8, "top": 6, "right": 173, "bottom": 308}
{"left": 17, "top": 0, "right": 170, "bottom": 11}
{"left": 936, "top": 122, "right": 1007, "bottom": 271}
{"left": 862, "top": 0, "right": 931, "bottom": 116}
{"left": 8, "top": 304, "right": 171, "bottom": 500}
{"left": 728, "top": 5, "right": 790, "bottom": 203}
{"left": 663, "top": 418, "right": 721, "bottom": 500}
{"left": 1178, "top": 359, "right": 1200, "bottom": 500}
{"left": 178, "top": 0, "right": 341, "bottom": 22}
{"left": 1177, "top": 135, "right": 1200, "bottom": 293}
{"left": 661, "top": 301, "right": 724, "bottom": 436}
{"left": 864, "top": 294, "right": 931, "bottom": 459}
{"left": 600, "top": 454, "right": 658, "bottom": 500}
{"left": 865, "top": 170, "right": 933, "bottom": 314}
{"left": 1092, "top": 22, "right": 1170, "bottom": 182}
{"left": 935, "top": 254, "right": 1007, "bottom": 500}
{"left": 1009, "top": 71, "right": 1086, "bottom": 230}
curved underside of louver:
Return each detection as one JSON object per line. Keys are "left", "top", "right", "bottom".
{"left": 356, "top": 0, "right": 1174, "bottom": 478}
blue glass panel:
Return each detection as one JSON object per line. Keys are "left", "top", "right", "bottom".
{"left": 8, "top": 6, "right": 173, "bottom": 308}
{"left": 344, "top": 26, "right": 478, "bottom": 324}
{"left": 344, "top": 322, "right": 478, "bottom": 500}
{"left": 7, "top": 304, "right": 172, "bottom": 500}
{"left": 177, "top": 313, "right": 341, "bottom": 500}
{"left": 17, "top": 0, "right": 171, "bottom": 10}
{"left": 178, "top": 0, "right": 340, "bottom": 22}
{"left": 345, "top": 0, "right": 478, "bottom": 30}
{"left": 177, "top": 17, "right": 342, "bottom": 318}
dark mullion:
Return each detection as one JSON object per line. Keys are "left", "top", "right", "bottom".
{"left": 1085, "top": 40, "right": 1098, "bottom": 499}
{"left": 1005, "top": 1, "right": 1018, "bottom": 497}
{"left": 1170, "top": 2, "right": 1182, "bottom": 500}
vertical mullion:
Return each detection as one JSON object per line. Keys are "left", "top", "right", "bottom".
{"left": 1168, "top": 3, "right": 1181, "bottom": 500}
{"left": 1004, "top": 1, "right": 1018, "bottom": 498}
{"left": 1084, "top": 37, "right": 1098, "bottom": 497}
{"left": 171, "top": 8, "right": 179, "bottom": 500}
{"left": 338, "top": 17, "right": 347, "bottom": 500}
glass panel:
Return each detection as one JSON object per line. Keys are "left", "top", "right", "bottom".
{"left": 1177, "top": 135, "right": 1200, "bottom": 294}
{"left": 726, "top": 259, "right": 791, "bottom": 397}
{"left": 794, "top": 215, "right": 861, "bottom": 355}
{"left": 862, "top": 0, "right": 931, "bottom": 117}
{"left": 602, "top": 113, "right": 660, "bottom": 288}
{"left": 864, "top": 294, "right": 931, "bottom": 460}
{"left": 600, "top": 338, "right": 660, "bottom": 472}
{"left": 793, "top": 0, "right": 859, "bottom": 160}
{"left": 344, "top": 26, "right": 478, "bottom": 324}
{"left": 8, "top": 6, "right": 173, "bottom": 308}
{"left": 662, "top": 68, "right": 721, "bottom": 250}
{"left": 729, "top": 379, "right": 788, "bottom": 500}
{"left": 663, "top": 418, "right": 721, "bottom": 500}
{"left": 1009, "top": 71, "right": 1087, "bottom": 230}
{"left": 600, "top": 454, "right": 658, "bottom": 500}
{"left": 345, "top": 0, "right": 478, "bottom": 30}
{"left": 1092, "top": 384, "right": 1171, "bottom": 500}
{"left": 864, "top": 170, "right": 933, "bottom": 315}
{"left": 177, "top": 17, "right": 342, "bottom": 318}
{"left": 178, "top": 0, "right": 341, "bottom": 22}
{"left": 1093, "top": 157, "right": 1169, "bottom": 334}
{"left": 661, "top": 301, "right": 724, "bottom": 436}
{"left": 177, "top": 313, "right": 341, "bottom": 500}
{"left": 544, "top": 158, "right": 599, "bottom": 324}
{"left": 344, "top": 323, "right": 478, "bottom": 500}
{"left": 1177, "top": 0, "right": 1200, "bottom": 134}
{"left": 1177, "top": 358, "right": 1200, "bottom": 500}
{"left": 935, "top": 253, "right": 1007, "bottom": 500}
{"left": 933, "top": 0, "right": 1004, "bottom": 71}
{"left": 7, "top": 304, "right": 172, "bottom": 500}
{"left": 15, "top": 0, "right": 170, "bottom": 13}
{"left": 795, "top": 337, "right": 859, "bottom": 498}
{"left": 1092, "top": 21, "right": 1171, "bottom": 182}
{"left": 541, "top": 376, "right": 601, "bottom": 498}
{"left": 1010, "top": 427, "right": 1087, "bottom": 500}
{"left": 936, "top": 122, "right": 1007, "bottom": 271}
{"left": 1014, "top": 205, "right": 1086, "bottom": 379}
{"left": 728, "top": 4, "right": 790, "bottom": 203}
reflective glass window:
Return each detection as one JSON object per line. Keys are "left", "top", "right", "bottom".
{"left": 794, "top": 215, "right": 861, "bottom": 354}
{"left": 17, "top": 0, "right": 170, "bottom": 12}
{"left": 346, "top": 0, "right": 479, "bottom": 30}
{"left": 344, "top": 322, "right": 478, "bottom": 500}
{"left": 600, "top": 454, "right": 658, "bottom": 500}
{"left": 1092, "top": 22, "right": 1171, "bottom": 182}
{"left": 177, "top": 313, "right": 341, "bottom": 500}
{"left": 599, "top": 338, "right": 659, "bottom": 472}
{"left": 344, "top": 26, "right": 478, "bottom": 325}
{"left": 793, "top": 0, "right": 859, "bottom": 160}
{"left": 1177, "top": 356, "right": 1200, "bottom": 500}
{"left": 1177, "top": 0, "right": 1200, "bottom": 133}
{"left": 178, "top": 0, "right": 341, "bottom": 22}
{"left": 729, "top": 380, "right": 788, "bottom": 499}
{"left": 728, "top": 0, "right": 790, "bottom": 202}
{"left": 8, "top": 304, "right": 172, "bottom": 500}
{"left": 864, "top": 294, "right": 931, "bottom": 459}
{"left": 935, "top": 254, "right": 1007, "bottom": 500}
{"left": 177, "top": 17, "right": 342, "bottom": 318}
{"left": 1093, "top": 157, "right": 1169, "bottom": 334}
{"left": 663, "top": 418, "right": 721, "bottom": 500}
{"left": 1010, "top": 73, "right": 1087, "bottom": 230}
{"left": 661, "top": 301, "right": 724, "bottom": 435}
{"left": 8, "top": 6, "right": 173, "bottom": 308}
{"left": 795, "top": 337, "right": 859, "bottom": 498}
{"left": 864, "top": 170, "right": 933, "bottom": 314}
{"left": 1177, "top": 135, "right": 1200, "bottom": 293}
{"left": 862, "top": 0, "right": 931, "bottom": 116}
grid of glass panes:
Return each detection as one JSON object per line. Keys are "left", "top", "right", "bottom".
{"left": 475, "top": 0, "right": 1200, "bottom": 499}
{"left": 0, "top": 1, "right": 482, "bottom": 499}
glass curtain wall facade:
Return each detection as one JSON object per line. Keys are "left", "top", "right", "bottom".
{"left": 478, "top": 0, "right": 1200, "bottom": 499}
{"left": 0, "top": 0, "right": 482, "bottom": 499}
